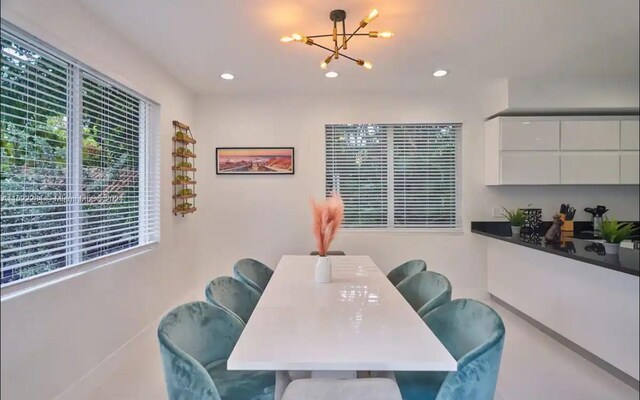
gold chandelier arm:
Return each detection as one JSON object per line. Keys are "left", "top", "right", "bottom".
{"left": 309, "top": 42, "right": 360, "bottom": 63}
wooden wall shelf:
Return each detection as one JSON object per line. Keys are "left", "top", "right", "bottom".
{"left": 172, "top": 120, "right": 197, "bottom": 217}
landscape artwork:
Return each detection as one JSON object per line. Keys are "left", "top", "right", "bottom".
{"left": 216, "top": 147, "right": 295, "bottom": 175}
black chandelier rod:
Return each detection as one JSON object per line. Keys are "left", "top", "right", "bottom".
{"left": 306, "top": 33, "right": 371, "bottom": 39}
{"left": 309, "top": 42, "right": 359, "bottom": 63}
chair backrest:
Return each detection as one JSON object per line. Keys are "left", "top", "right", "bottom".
{"left": 387, "top": 259, "right": 427, "bottom": 286}
{"left": 396, "top": 271, "right": 452, "bottom": 317}
{"left": 233, "top": 258, "right": 274, "bottom": 293}
{"left": 157, "top": 301, "right": 244, "bottom": 400}
{"left": 205, "top": 276, "right": 261, "bottom": 325}
{"left": 424, "top": 299, "right": 505, "bottom": 400}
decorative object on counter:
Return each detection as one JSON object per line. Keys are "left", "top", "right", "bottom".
{"left": 521, "top": 207, "right": 542, "bottom": 234}
{"left": 584, "top": 205, "right": 608, "bottom": 237}
{"left": 216, "top": 147, "right": 294, "bottom": 175}
{"left": 501, "top": 207, "right": 526, "bottom": 236}
{"left": 544, "top": 214, "right": 564, "bottom": 243}
{"left": 310, "top": 193, "right": 344, "bottom": 283}
{"left": 600, "top": 217, "right": 639, "bottom": 255}
{"left": 172, "top": 120, "right": 197, "bottom": 216}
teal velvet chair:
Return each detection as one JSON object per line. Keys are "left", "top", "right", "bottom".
{"left": 396, "top": 271, "right": 452, "bottom": 317}
{"left": 395, "top": 299, "right": 505, "bottom": 400}
{"left": 387, "top": 259, "right": 427, "bottom": 286}
{"left": 205, "top": 277, "right": 261, "bottom": 326}
{"left": 233, "top": 258, "right": 274, "bottom": 294}
{"left": 158, "top": 301, "right": 275, "bottom": 400}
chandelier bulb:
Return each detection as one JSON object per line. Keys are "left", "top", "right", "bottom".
{"left": 356, "top": 59, "right": 373, "bottom": 70}
{"left": 360, "top": 8, "right": 379, "bottom": 27}
{"left": 280, "top": 36, "right": 294, "bottom": 43}
{"left": 369, "top": 31, "right": 394, "bottom": 39}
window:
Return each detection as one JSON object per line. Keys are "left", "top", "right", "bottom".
{"left": 1, "top": 23, "right": 159, "bottom": 287}
{"left": 325, "top": 123, "right": 461, "bottom": 230}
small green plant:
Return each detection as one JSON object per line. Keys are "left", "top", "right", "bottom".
{"left": 600, "top": 217, "right": 639, "bottom": 244}
{"left": 501, "top": 207, "right": 526, "bottom": 227}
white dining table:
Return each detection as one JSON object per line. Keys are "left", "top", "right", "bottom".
{"left": 228, "top": 255, "right": 457, "bottom": 399}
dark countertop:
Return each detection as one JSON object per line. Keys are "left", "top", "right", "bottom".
{"left": 471, "top": 221, "right": 639, "bottom": 277}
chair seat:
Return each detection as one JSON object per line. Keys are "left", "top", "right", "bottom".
{"left": 206, "top": 360, "right": 275, "bottom": 400}
{"left": 394, "top": 371, "right": 448, "bottom": 400}
{"left": 281, "top": 378, "right": 402, "bottom": 400}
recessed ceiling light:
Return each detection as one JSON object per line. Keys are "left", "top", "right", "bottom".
{"left": 325, "top": 71, "right": 339, "bottom": 78}
{"left": 433, "top": 69, "right": 448, "bottom": 77}
{"left": 220, "top": 73, "right": 234, "bottom": 80}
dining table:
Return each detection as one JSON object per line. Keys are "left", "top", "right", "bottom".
{"left": 227, "top": 255, "right": 457, "bottom": 399}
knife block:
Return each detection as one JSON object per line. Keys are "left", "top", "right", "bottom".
{"left": 560, "top": 213, "right": 574, "bottom": 234}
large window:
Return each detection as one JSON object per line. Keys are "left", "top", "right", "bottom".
{"left": 1, "top": 24, "right": 159, "bottom": 287}
{"left": 326, "top": 123, "right": 461, "bottom": 230}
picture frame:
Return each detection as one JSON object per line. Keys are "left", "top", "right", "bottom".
{"left": 216, "top": 147, "right": 295, "bottom": 175}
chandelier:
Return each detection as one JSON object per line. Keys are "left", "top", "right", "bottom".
{"left": 280, "top": 8, "right": 393, "bottom": 70}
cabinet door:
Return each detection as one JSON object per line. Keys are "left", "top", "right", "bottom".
{"left": 620, "top": 154, "right": 639, "bottom": 184}
{"left": 501, "top": 152, "right": 560, "bottom": 184}
{"left": 621, "top": 121, "right": 640, "bottom": 150}
{"left": 560, "top": 154, "right": 619, "bottom": 184}
{"left": 501, "top": 120, "right": 560, "bottom": 150}
{"left": 560, "top": 121, "right": 620, "bottom": 150}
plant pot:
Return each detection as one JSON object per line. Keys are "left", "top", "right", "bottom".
{"left": 511, "top": 226, "right": 521, "bottom": 236}
{"left": 603, "top": 242, "right": 620, "bottom": 255}
{"left": 315, "top": 256, "right": 332, "bottom": 283}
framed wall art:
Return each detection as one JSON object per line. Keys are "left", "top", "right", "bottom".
{"left": 216, "top": 147, "right": 295, "bottom": 175}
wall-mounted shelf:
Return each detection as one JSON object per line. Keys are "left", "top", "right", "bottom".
{"left": 172, "top": 120, "right": 197, "bottom": 217}
{"left": 173, "top": 206, "right": 197, "bottom": 215}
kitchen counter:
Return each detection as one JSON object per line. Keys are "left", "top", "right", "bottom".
{"left": 471, "top": 221, "right": 639, "bottom": 277}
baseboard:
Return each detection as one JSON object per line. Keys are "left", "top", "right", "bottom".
{"left": 53, "top": 286, "right": 203, "bottom": 400}
{"left": 454, "top": 287, "right": 489, "bottom": 300}
{"left": 490, "top": 294, "right": 640, "bottom": 391}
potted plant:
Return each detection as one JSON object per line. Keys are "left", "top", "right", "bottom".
{"left": 310, "top": 193, "right": 344, "bottom": 283}
{"left": 501, "top": 207, "right": 526, "bottom": 236}
{"left": 600, "top": 217, "right": 638, "bottom": 255}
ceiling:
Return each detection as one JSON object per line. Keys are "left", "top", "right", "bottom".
{"left": 77, "top": 0, "right": 639, "bottom": 95}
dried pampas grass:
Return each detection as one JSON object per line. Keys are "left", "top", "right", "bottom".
{"left": 311, "top": 193, "right": 344, "bottom": 256}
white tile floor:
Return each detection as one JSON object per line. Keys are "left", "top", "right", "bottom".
{"left": 85, "top": 299, "right": 638, "bottom": 400}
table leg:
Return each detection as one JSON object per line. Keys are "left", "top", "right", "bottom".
{"left": 274, "top": 370, "right": 291, "bottom": 400}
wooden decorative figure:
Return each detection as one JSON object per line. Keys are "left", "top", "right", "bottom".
{"left": 544, "top": 213, "right": 564, "bottom": 243}
{"left": 172, "top": 120, "right": 197, "bottom": 216}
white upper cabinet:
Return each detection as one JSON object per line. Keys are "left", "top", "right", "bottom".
{"left": 620, "top": 154, "right": 640, "bottom": 184}
{"left": 560, "top": 121, "right": 620, "bottom": 150}
{"left": 561, "top": 153, "right": 620, "bottom": 184}
{"left": 485, "top": 116, "right": 639, "bottom": 185}
{"left": 502, "top": 152, "right": 560, "bottom": 184}
{"left": 500, "top": 120, "right": 560, "bottom": 150}
{"left": 621, "top": 120, "right": 640, "bottom": 150}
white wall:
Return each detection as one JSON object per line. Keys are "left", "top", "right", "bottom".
{"left": 507, "top": 75, "right": 640, "bottom": 109}
{"left": 193, "top": 88, "right": 640, "bottom": 298}
{"left": 0, "top": 1, "right": 198, "bottom": 399}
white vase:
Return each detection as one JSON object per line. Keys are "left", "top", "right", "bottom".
{"left": 511, "top": 226, "right": 521, "bottom": 236}
{"left": 315, "top": 256, "right": 332, "bottom": 283}
{"left": 603, "top": 242, "right": 620, "bottom": 255}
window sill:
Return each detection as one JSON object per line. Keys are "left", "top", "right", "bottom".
{"left": 1, "top": 242, "right": 159, "bottom": 301}
{"left": 340, "top": 228, "right": 464, "bottom": 235}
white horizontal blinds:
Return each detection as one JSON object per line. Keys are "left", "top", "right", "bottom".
{"left": 1, "top": 30, "right": 71, "bottom": 284}
{"left": 80, "top": 73, "right": 143, "bottom": 261}
{"left": 325, "top": 124, "right": 388, "bottom": 228}
{"left": 392, "top": 124, "right": 460, "bottom": 229}
{"left": 0, "top": 24, "right": 159, "bottom": 287}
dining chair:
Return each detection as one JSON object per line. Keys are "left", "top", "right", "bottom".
{"left": 396, "top": 271, "right": 452, "bottom": 317}
{"left": 233, "top": 258, "right": 274, "bottom": 294}
{"left": 395, "top": 299, "right": 505, "bottom": 400}
{"left": 387, "top": 259, "right": 427, "bottom": 286}
{"left": 281, "top": 378, "right": 402, "bottom": 400}
{"left": 205, "top": 276, "right": 261, "bottom": 325}
{"left": 158, "top": 301, "right": 275, "bottom": 400}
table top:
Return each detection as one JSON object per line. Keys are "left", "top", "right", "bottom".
{"left": 228, "top": 255, "right": 457, "bottom": 372}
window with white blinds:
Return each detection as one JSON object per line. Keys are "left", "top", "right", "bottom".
{"left": 326, "top": 123, "right": 461, "bottom": 230}
{"left": 1, "top": 23, "right": 159, "bottom": 287}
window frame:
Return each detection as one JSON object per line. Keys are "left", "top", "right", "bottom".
{"left": 325, "top": 123, "right": 462, "bottom": 233}
{"left": 0, "top": 20, "right": 160, "bottom": 293}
